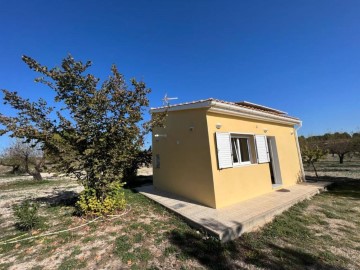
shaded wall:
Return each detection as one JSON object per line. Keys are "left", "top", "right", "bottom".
{"left": 152, "top": 109, "right": 216, "bottom": 207}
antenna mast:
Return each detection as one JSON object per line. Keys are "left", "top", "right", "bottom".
{"left": 162, "top": 93, "right": 178, "bottom": 106}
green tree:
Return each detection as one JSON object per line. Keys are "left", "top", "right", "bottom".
{"left": 299, "top": 137, "right": 327, "bottom": 178}
{"left": 322, "top": 132, "right": 352, "bottom": 164}
{"left": 0, "top": 55, "right": 164, "bottom": 213}
{"left": 306, "top": 132, "right": 356, "bottom": 164}
{"left": 122, "top": 146, "right": 152, "bottom": 183}
{"left": 0, "top": 139, "right": 45, "bottom": 180}
{"left": 352, "top": 132, "right": 360, "bottom": 157}
{"left": 0, "top": 147, "right": 24, "bottom": 175}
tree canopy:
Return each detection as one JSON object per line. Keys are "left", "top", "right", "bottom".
{"left": 0, "top": 55, "right": 163, "bottom": 209}
{"left": 298, "top": 136, "right": 327, "bottom": 178}
{"left": 299, "top": 132, "right": 359, "bottom": 164}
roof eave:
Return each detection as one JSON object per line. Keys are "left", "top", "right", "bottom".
{"left": 151, "top": 100, "right": 301, "bottom": 126}
{"left": 150, "top": 100, "right": 212, "bottom": 113}
{"left": 210, "top": 100, "right": 301, "bottom": 125}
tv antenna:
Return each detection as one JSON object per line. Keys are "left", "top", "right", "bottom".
{"left": 162, "top": 93, "right": 178, "bottom": 106}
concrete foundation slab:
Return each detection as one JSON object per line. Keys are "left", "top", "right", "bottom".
{"left": 136, "top": 181, "right": 331, "bottom": 242}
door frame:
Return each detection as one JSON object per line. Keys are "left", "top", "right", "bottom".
{"left": 267, "top": 136, "right": 282, "bottom": 185}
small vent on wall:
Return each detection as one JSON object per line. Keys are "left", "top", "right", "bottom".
{"left": 155, "top": 154, "right": 160, "bottom": 169}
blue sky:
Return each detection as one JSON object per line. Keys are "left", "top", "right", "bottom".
{"left": 1, "top": 0, "right": 359, "bottom": 149}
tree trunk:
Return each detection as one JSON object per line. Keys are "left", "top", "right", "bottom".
{"left": 24, "top": 155, "right": 43, "bottom": 181}
{"left": 0, "top": 162, "right": 21, "bottom": 174}
{"left": 311, "top": 162, "right": 319, "bottom": 179}
{"left": 31, "top": 171, "right": 43, "bottom": 181}
{"left": 339, "top": 154, "right": 344, "bottom": 164}
{"left": 11, "top": 165, "right": 21, "bottom": 174}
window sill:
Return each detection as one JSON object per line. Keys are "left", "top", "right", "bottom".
{"left": 233, "top": 163, "right": 257, "bottom": 168}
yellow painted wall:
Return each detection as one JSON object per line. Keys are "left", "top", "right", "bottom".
{"left": 152, "top": 109, "right": 216, "bottom": 207}
{"left": 206, "top": 112, "right": 303, "bottom": 208}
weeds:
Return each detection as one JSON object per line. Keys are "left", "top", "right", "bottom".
{"left": 114, "top": 235, "right": 131, "bottom": 255}
{"left": 133, "top": 232, "right": 143, "bottom": 243}
{"left": 58, "top": 257, "right": 86, "bottom": 270}
{"left": 13, "top": 200, "right": 42, "bottom": 231}
{"left": 1, "top": 180, "right": 59, "bottom": 190}
{"left": 1, "top": 160, "right": 360, "bottom": 270}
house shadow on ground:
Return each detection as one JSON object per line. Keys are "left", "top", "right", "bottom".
{"left": 307, "top": 176, "right": 360, "bottom": 200}
{"left": 306, "top": 175, "right": 359, "bottom": 183}
{"left": 325, "top": 179, "right": 360, "bottom": 200}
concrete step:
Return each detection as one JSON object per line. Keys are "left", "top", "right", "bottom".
{"left": 137, "top": 181, "right": 331, "bottom": 242}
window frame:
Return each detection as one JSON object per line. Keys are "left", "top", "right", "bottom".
{"left": 215, "top": 132, "right": 270, "bottom": 170}
{"left": 230, "top": 134, "right": 253, "bottom": 166}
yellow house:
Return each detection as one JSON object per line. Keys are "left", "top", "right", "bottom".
{"left": 151, "top": 98, "right": 305, "bottom": 209}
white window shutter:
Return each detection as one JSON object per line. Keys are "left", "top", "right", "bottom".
{"left": 215, "top": 132, "right": 233, "bottom": 169}
{"left": 255, "top": 135, "right": 270, "bottom": 163}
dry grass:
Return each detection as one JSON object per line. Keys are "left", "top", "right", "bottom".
{"left": 304, "top": 155, "right": 360, "bottom": 180}
{"left": 0, "top": 161, "right": 359, "bottom": 269}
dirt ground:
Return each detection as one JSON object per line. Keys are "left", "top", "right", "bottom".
{"left": 0, "top": 161, "right": 359, "bottom": 269}
{"left": 0, "top": 167, "right": 198, "bottom": 270}
{"left": 137, "top": 167, "right": 153, "bottom": 176}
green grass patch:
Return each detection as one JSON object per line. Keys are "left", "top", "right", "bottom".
{"left": 81, "top": 236, "right": 96, "bottom": 243}
{"left": 56, "top": 231, "right": 78, "bottom": 244}
{"left": 0, "top": 180, "right": 56, "bottom": 190}
{"left": 320, "top": 209, "right": 341, "bottom": 219}
{"left": 318, "top": 234, "right": 333, "bottom": 242}
{"left": 121, "top": 251, "right": 137, "bottom": 263}
{"left": 262, "top": 202, "right": 314, "bottom": 240}
{"left": 0, "top": 262, "right": 14, "bottom": 269}
{"left": 139, "top": 223, "right": 153, "bottom": 234}
{"left": 58, "top": 257, "right": 86, "bottom": 270}
{"left": 38, "top": 244, "right": 54, "bottom": 257}
{"left": 164, "top": 246, "right": 178, "bottom": 257}
{"left": 30, "top": 266, "right": 43, "bottom": 270}
{"left": 134, "top": 247, "right": 151, "bottom": 262}
{"left": 0, "top": 242, "right": 16, "bottom": 254}
{"left": 133, "top": 232, "right": 144, "bottom": 243}
{"left": 70, "top": 246, "right": 82, "bottom": 256}
{"left": 0, "top": 173, "right": 22, "bottom": 178}
{"left": 114, "top": 235, "right": 132, "bottom": 256}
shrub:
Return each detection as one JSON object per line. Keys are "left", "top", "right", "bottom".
{"left": 76, "top": 182, "right": 126, "bottom": 216}
{"left": 13, "top": 200, "right": 41, "bottom": 231}
{"left": 0, "top": 55, "right": 166, "bottom": 212}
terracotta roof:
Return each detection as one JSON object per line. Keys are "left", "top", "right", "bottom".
{"left": 151, "top": 98, "right": 300, "bottom": 121}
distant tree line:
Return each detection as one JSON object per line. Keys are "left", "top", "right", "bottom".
{"left": 299, "top": 132, "right": 360, "bottom": 163}
{"left": 299, "top": 132, "right": 360, "bottom": 178}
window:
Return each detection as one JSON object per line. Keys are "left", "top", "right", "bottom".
{"left": 215, "top": 132, "right": 270, "bottom": 169}
{"left": 231, "top": 136, "right": 251, "bottom": 165}
{"left": 155, "top": 154, "right": 160, "bottom": 168}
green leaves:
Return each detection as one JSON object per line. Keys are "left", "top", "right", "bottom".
{"left": 1, "top": 55, "right": 162, "bottom": 212}
{"left": 13, "top": 200, "right": 42, "bottom": 231}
